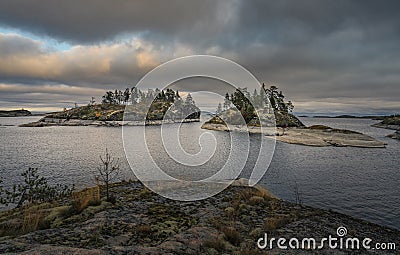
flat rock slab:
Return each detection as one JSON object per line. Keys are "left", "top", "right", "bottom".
{"left": 276, "top": 128, "right": 386, "bottom": 148}
{"left": 202, "top": 123, "right": 386, "bottom": 148}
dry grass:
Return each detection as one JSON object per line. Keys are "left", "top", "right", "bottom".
{"left": 263, "top": 215, "right": 291, "bottom": 231}
{"left": 0, "top": 204, "right": 52, "bottom": 237}
{"left": 22, "top": 206, "right": 49, "bottom": 233}
{"left": 238, "top": 187, "right": 273, "bottom": 202}
{"left": 71, "top": 186, "right": 101, "bottom": 213}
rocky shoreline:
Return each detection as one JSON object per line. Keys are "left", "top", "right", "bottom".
{"left": 0, "top": 180, "right": 398, "bottom": 254}
{"left": 387, "top": 131, "right": 400, "bottom": 140}
{"left": 371, "top": 116, "right": 400, "bottom": 140}
{"left": 371, "top": 123, "right": 400, "bottom": 131}
{"left": 201, "top": 123, "right": 386, "bottom": 148}
{"left": 20, "top": 117, "right": 200, "bottom": 127}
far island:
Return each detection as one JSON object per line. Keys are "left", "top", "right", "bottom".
{"left": 202, "top": 85, "right": 386, "bottom": 148}
{"left": 0, "top": 109, "right": 31, "bottom": 117}
{"left": 20, "top": 88, "right": 200, "bottom": 127}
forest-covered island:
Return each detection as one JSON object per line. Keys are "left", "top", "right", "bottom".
{"left": 20, "top": 88, "right": 200, "bottom": 127}
{"left": 202, "top": 85, "right": 386, "bottom": 148}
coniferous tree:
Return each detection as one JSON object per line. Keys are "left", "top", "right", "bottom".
{"left": 123, "top": 88, "right": 131, "bottom": 105}
{"left": 216, "top": 103, "right": 222, "bottom": 115}
{"left": 223, "top": 93, "right": 231, "bottom": 110}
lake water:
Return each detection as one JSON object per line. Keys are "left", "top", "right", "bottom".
{"left": 0, "top": 116, "right": 399, "bottom": 230}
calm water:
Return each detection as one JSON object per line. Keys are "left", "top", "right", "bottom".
{"left": 0, "top": 116, "right": 399, "bottom": 230}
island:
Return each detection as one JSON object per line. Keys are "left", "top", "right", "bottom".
{"left": 20, "top": 88, "right": 200, "bottom": 127}
{"left": 370, "top": 115, "right": 400, "bottom": 140}
{"left": 201, "top": 85, "right": 386, "bottom": 148}
{"left": 0, "top": 109, "right": 31, "bottom": 117}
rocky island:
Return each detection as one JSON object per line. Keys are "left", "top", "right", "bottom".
{"left": 0, "top": 109, "right": 31, "bottom": 117}
{"left": 20, "top": 88, "right": 200, "bottom": 127}
{"left": 371, "top": 115, "right": 400, "bottom": 140}
{"left": 201, "top": 86, "right": 386, "bottom": 148}
{"left": 0, "top": 179, "right": 398, "bottom": 254}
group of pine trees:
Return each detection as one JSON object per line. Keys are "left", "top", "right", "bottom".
{"left": 101, "top": 87, "right": 199, "bottom": 120}
{"left": 101, "top": 87, "right": 197, "bottom": 107}
{"left": 216, "top": 84, "right": 294, "bottom": 123}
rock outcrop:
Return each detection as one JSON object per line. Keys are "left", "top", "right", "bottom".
{"left": 276, "top": 125, "right": 386, "bottom": 148}
{"left": 0, "top": 181, "right": 398, "bottom": 254}
{"left": 201, "top": 122, "right": 386, "bottom": 148}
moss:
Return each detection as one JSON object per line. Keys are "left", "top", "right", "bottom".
{"left": 45, "top": 205, "right": 70, "bottom": 228}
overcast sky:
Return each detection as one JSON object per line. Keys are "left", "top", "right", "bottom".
{"left": 0, "top": 0, "right": 399, "bottom": 114}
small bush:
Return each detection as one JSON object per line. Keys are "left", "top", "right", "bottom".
{"left": 0, "top": 168, "right": 73, "bottom": 208}
{"left": 248, "top": 196, "right": 264, "bottom": 206}
{"left": 136, "top": 225, "right": 152, "bottom": 235}
{"left": 221, "top": 226, "right": 241, "bottom": 246}
{"left": 263, "top": 216, "right": 290, "bottom": 231}
{"left": 224, "top": 207, "right": 235, "bottom": 219}
{"left": 203, "top": 239, "right": 226, "bottom": 252}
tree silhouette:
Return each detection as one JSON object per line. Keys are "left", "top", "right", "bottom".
{"left": 96, "top": 149, "right": 120, "bottom": 202}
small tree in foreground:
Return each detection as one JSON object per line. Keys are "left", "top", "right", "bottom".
{"left": 96, "top": 149, "right": 120, "bottom": 202}
{"left": 0, "top": 168, "right": 73, "bottom": 208}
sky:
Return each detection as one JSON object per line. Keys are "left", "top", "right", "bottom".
{"left": 0, "top": 0, "right": 399, "bottom": 115}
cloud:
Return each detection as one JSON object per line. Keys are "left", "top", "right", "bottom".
{"left": 0, "top": 33, "right": 169, "bottom": 86}
{"left": 0, "top": 0, "right": 399, "bottom": 114}
{"left": 0, "top": 0, "right": 239, "bottom": 44}
{"left": 0, "top": 33, "right": 43, "bottom": 57}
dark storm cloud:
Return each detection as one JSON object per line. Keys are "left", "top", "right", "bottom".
{"left": 0, "top": 0, "right": 233, "bottom": 44}
{"left": 0, "top": 0, "right": 399, "bottom": 113}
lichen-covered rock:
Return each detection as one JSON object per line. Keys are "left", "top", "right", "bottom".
{"left": 0, "top": 181, "right": 398, "bottom": 254}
